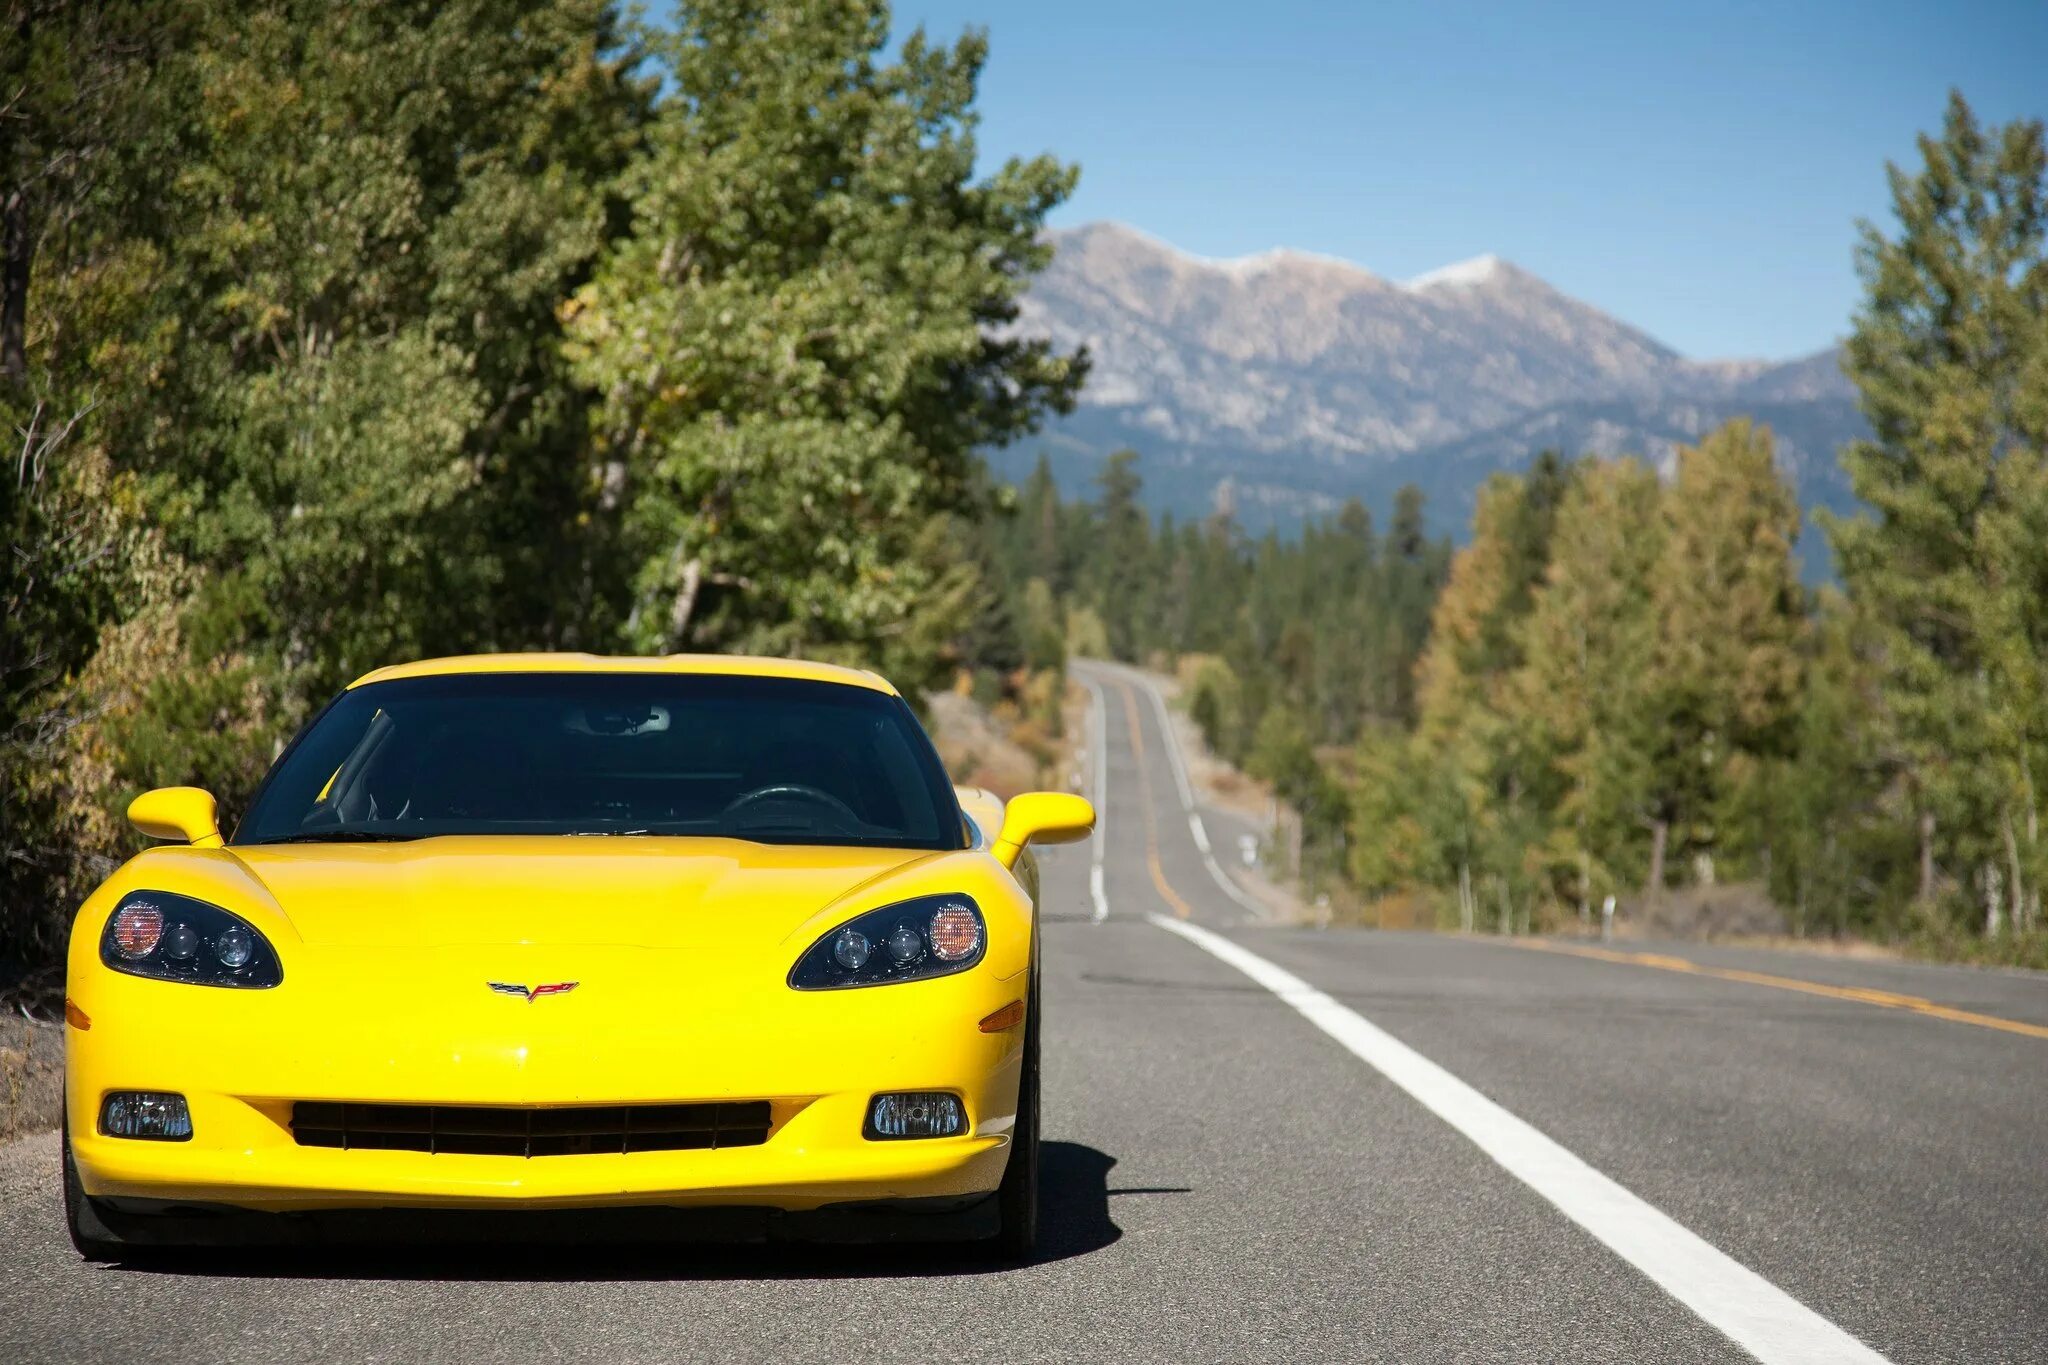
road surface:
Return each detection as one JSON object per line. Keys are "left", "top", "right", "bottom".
{"left": 1, "top": 660, "right": 2043, "bottom": 1363}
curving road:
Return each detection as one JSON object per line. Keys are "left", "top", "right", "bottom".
{"left": 3, "top": 660, "right": 2045, "bottom": 1362}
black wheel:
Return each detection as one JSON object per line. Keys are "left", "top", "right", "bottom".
{"left": 62, "top": 1117, "right": 123, "bottom": 1262}
{"left": 990, "top": 993, "right": 1040, "bottom": 1262}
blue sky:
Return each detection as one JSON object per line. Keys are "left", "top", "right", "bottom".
{"left": 891, "top": 0, "right": 2048, "bottom": 359}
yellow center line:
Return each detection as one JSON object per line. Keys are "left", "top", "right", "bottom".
{"left": 1115, "top": 679, "right": 1192, "bottom": 920}
{"left": 1507, "top": 937, "right": 2048, "bottom": 1041}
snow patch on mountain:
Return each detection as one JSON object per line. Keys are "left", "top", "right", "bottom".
{"left": 1404, "top": 253, "right": 1507, "bottom": 290}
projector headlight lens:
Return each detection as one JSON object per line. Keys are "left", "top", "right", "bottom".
{"left": 832, "top": 927, "right": 871, "bottom": 971}
{"left": 161, "top": 921, "right": 199, "bottom": 962}
{"left": 789, "top": 895, "right": 987, "bottom": 990}
{"left": 884, "top": 921, "right": 924, "bottom": 965}
{"left": 213, "top": 924, "right": 254, "bottom": 969}
{"left": 99, "top": 891, "right": 282, "bottom": 989}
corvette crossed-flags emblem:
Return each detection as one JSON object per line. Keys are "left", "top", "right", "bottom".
{"left": 486, "top": 981, "right": 580, "bottom": 1002}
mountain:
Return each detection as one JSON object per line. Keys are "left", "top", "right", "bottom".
{"left": 998, "top": 222, "right": 1864, "bottom": 562}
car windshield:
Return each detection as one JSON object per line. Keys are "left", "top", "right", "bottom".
{"left": 236, "top": 672, "right": 964, "bottom": 851}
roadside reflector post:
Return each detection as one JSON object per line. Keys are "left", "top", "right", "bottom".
{"left": 1601, "top": 895, "right": 1616, "bottom": 943}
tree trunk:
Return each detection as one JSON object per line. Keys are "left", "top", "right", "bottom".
{"left": 1645, "top": 819, "right": 1669, "bottom": 901}
{"left": 2000, "top": 807, "right": 2024, "bottom": 939}
{"left": 1, "top": 185, "right": 28, "bottom": 386}
{"left": 1917, "top": 809, "right": 1937, "bottom": 903}
{"left": 665, "top": 556, "right": 703, "bottom": 648}
{"left": 2023, "top": 754, "right": 2040, "bottom": 935}
{"left": 0, "top": 4, "right": 28, "bottom": 386}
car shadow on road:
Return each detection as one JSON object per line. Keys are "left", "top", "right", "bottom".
{"left": 104, "top": 1141, "right": 1131, "bottom": 1282}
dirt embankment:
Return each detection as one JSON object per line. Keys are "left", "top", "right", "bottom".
{"left": 925, "top": 675, "right": 1085, "bottom": 800}
{"left": 1, "top": 1012, "right": 63, "bottom": 1142}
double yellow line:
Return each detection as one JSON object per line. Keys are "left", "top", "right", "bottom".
{"left": 1509, "top": 937, "right": 2048, "bottom": 1042}
{"left": 1115, "top": 680, "right": 1194, "bottom": 919}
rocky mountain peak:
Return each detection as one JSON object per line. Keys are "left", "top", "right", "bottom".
{"left": 998, "top": 221, "right": 1862, "bottom": 548}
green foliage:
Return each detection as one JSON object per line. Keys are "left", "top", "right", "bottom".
{"left": 561, "top": 1, "right": 1082, "bottom": 696}
{"left": 1827, "top": 91, "right": 2048, "bottom": 940}
{"left": 1644, "top": 420, "right": 1808, "bottom": 887}
{"left": 1349, "top": 425, "right": 1814, "bottom": 931}
{"left": 1186, "top": 656, "right": 1245, "bottom": 758}
{"left": 153, "top": 0, "right": 653, "bottom": 693}
{"left": 1506, "top": 457, "right": 1662, "bottom": 903}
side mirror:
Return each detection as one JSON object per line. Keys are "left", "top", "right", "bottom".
{"left": 992, "top": 791, "right": 1096, "bottom": 869}
{"left": 127, "top": 787, "right": 225, "bottom": 849}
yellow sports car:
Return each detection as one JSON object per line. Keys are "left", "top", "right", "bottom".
{"left": 62, "top": 653, "right": 1093, "bottom": 1259}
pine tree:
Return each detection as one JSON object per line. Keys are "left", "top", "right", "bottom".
{"left": 1508, "top": 458, "right": 1662, "bottom": 908}
{"left": 1767, "top": 595, "right": 1893, "bottom": 937}
{"left": 1088, "top": 449, "right": 1150, "bottom": 658}
{"left": 1645, "top": 420, "right": 1806, "bottom": 888}
{"left": 1411, "top": 476, "right": 1547, "bottom": 928}
{"left": 1827, "top": 91, "right": 2048, "bottom": 934}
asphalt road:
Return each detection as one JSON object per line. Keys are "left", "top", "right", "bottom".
{"left": 3, "top": 662, "right": 2045, "bottom": 1363}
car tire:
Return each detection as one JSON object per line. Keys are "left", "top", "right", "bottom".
{"left": 989, "top": 991, "right": 1040, "bottom": 1262}
{"left": 62, "top": 1117, "right": 123, "bottom": 1263}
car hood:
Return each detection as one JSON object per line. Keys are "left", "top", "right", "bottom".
{"left": 228, "top": 837, "right": 942, "bottom": 951}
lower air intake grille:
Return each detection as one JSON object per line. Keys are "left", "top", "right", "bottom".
{"left": 291, "top": 1101, "right": 772, "bottom": 1157}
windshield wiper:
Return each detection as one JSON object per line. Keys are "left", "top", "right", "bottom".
{"left": 254, "top": 830, "right": 423, "bottom": 845}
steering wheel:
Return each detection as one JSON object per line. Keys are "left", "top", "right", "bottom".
{"left": 722, "top": 783, "right": 864, "bottom": 829}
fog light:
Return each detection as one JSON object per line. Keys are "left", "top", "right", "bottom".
{"left": 99, "top": 1091, "right": 193, "bottom": 1141}
{"left": 865, "top": 1091, "right": 965, "bottom": 1140}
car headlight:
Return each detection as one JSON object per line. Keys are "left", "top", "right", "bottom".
{"left": 789, "top": 894, "right": 986, "bottom": 990}
{"left": 99, "top": 890, "right": 283, "bottom": 989}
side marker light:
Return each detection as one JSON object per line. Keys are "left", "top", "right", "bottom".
{"left": 978, "top": 1000, "right": 1026, "bottom": 1033}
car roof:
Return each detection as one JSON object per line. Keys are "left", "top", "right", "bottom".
{"left": 347, "top": 653, "right": 899, "bottom": 696}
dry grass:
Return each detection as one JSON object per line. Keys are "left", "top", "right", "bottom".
{"left": 925, "top": 673, "right": 1084, "bottom": 801}
{"left": 1155, "top": 662, "right": 1279, "bottom": 824}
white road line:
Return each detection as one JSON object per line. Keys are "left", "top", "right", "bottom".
{"left": 1084, "top": 676, "right": 1110, "bottom": 923}
{"left": 1148, "top": 913, "right": 1892, "bottom": 1365}
{"left": 1097, "top": 660, "right": 1272, "bottom": 921}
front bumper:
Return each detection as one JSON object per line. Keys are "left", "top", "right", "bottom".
{"left": 70, "top": 1094, "right": 1012, "bottom": 1214}
{"left": 68, "top": 951, "right": 1023, "bottom": 1216}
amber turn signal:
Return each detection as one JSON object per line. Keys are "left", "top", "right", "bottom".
{"left": 978, "top": 999, "right": 1025, "bottom": 1033}
{"left": 64, "top": 997, "right": 91, "bottom": 1031}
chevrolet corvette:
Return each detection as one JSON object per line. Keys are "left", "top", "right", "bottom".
{"left": 62, "top": 653, "right": 1094, "bottom": 1259}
